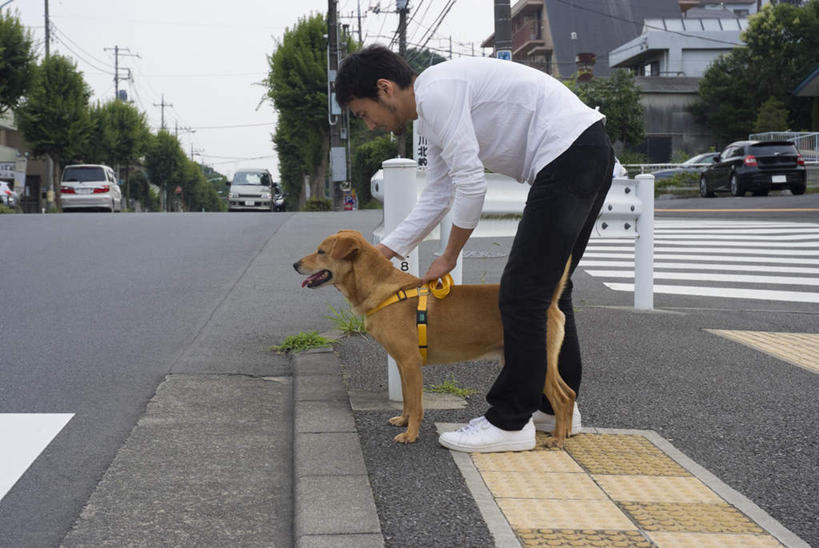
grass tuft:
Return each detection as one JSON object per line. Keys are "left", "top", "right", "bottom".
{"left": 271, "top": 331, "right": 334, "bottom": 354}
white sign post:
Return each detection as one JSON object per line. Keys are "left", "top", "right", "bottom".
{"left": 381, "top": 158, "right": 419, "bottom": 401}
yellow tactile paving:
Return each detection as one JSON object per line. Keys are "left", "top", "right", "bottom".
{"left": 648, "top": 531, "right": 783, "bottom": 547}
{"left": 497, "top": 499, "right": 638, "bottom": 531}
{"left": 482, "top": 471, "right": 608, "bottom": 500}
{"left": 620, "top": 502, "right": 766, "bottom": 534}
{"left": 707, "top": 330, "right": 819, "bottom": 374}
{"left": 517, "top": 528, "right": 652, "bottom": 547}
{"left": 565, "top": 433, "right": 690, "bottom": 476}
{"left": 595, "top": 475, "right": 724, "bottom": 504}
{"left": 458, "top": 432, "right": 786, "bottom": 547}
{"left": 473, "top": 450, "right": 584, "bottom": 474}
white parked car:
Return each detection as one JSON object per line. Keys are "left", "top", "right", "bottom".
{"left": 1, "top": 181, "right": 19, "bottom": 209}
{"left": 60, "top": 164, "right": 123, "bottom": 212}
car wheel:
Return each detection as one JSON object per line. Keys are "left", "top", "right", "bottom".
{"left": 730, "top": 173, "right": 744, "bottom": 197}
{"left": 791, "top": 184, "right": 807, "bottom": 195}
{"left": 699, "top": 175, "right": 714, "bottom": 197}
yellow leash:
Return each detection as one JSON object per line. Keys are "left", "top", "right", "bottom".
{"left": 366, "top": 274, "right": 454, "bottom": 364}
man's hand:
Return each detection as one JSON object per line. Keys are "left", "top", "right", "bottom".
{"left": 421, "top": 254, "right": 457, "bottom": 285}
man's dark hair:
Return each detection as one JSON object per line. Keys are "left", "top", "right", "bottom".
{"left": 335, "top": 44, "right": 416, "bottom": 107}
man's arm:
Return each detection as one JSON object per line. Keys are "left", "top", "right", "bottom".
{"left": 421, "top": 224, "right": 472, "bottom": 284}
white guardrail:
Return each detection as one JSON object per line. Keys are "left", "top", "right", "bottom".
{"left": 374, "top": 158, "right": 655, "bottom": 400}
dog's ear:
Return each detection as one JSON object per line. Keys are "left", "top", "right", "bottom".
{"left": 331, "top": 235, "right": 360, "bottom": 260}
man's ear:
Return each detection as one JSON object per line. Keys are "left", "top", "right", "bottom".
{"left": 331, "top": 235, "right": 360, "bottom": 260}
{"left": 376, "top": 78, "right": 393, "bottom": 97}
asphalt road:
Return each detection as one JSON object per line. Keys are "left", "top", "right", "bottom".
{"left": 0, "top": 195, "right": 816, "bottom": 546}
{"left": 0, "top": 211, "right": 381, "bottom": 547}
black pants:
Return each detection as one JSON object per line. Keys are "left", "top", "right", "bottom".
{"left": 485, "top": 121, "right": 614, "bottom": 431}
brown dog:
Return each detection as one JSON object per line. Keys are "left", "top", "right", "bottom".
{"left": 293, "top": 230, "right": 576, "bottom": 446}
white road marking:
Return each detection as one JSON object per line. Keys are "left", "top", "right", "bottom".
{"left": 604, "top": 283, "right": 819, "bottom": 304}
{"left": 583, "top": 253, "right": 819, "bottom": 265}
{"left": 0, "top": 414, "right": 74, "bottom": 502}
{"left": 586, "top": 246, "right": 819, "bottom": 256}
{"left": 586, "top": 270, "right": 819, "bottom": 286}
{"left": 584, "top": 220, "right": 819, "bottom": 303}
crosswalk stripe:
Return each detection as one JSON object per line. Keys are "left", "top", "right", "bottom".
{"left": 586, "top": 246, "right": 819, "bottom": 256}
{"left": 604, "top": 283, "right": 819, "bottom": 304}
{"left": 583, "top": 253, "right": 819, "bottom": 265}
{"left": 0, "top": 414, "right": 74, "bottom": 502}
{"left": 584, "top": 220, "right": 819, "bottom": 303}
{"left": 586, "top": 270, "right": 819, "bottom": 286}
{"left": 578, "top": 260, "right": 819, "bottom": 275}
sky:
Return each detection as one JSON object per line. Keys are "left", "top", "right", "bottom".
{"left": 10, "top": 0, "right": 495, "bottom": 180}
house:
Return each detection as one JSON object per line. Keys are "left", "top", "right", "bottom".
{"left": 481, "top": 0, "right": 682, "bottom": 78}
{"left": 607, "top": 12, "right": 751, "bottom": 160}
{"left": 0, "top": 111, "right": 49, "bottom": 213}
{"left": 609, "top": 16, "right": 747, "bottom": 78}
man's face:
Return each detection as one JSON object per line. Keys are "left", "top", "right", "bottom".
{"left": 348, "top": 91, "right": 407, "bottom": 135}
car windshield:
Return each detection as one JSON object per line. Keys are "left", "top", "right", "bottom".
{"left": 233, "top": 171, "right": 269, "bottom": 185}
{"left": 683, "top": 153, "right": 715, "bottom": 164}
{"left": 62, "top": 166, "right": 106, "bottom": 183}
{"left": 749, "top": 143, "right": 797, "bottom": 155}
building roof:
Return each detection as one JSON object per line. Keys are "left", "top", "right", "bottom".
{"left": 609, "top": 17, "right": 746, "bottom": 72}
{"left": 543, "top": 0, "right": 682, "bottom": 77}
{"left": 683, "top": 7, "right": 741, "bottom": 19}
{"left": 634, "top": 76, "right": 701, "bottom": 93}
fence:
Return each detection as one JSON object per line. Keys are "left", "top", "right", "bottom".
{"left": 376, "top": 158, "right": 655, "bottom": 400}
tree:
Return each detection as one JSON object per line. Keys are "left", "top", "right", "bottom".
{"left": 566, "top": 69, "right": 645, "bottom": 147}
{"left": 753, "top": 96, "right": 790, "bottom": 132}
{"left": 144, "top": 130, "right": 186, "bottom": 211}
{"left": 16, "top": 54, "right": 92, "bottom": 207}
{"left": 693, "top": 0, "right": 819, "bottom": 141}
{"left": 690, "top": 49, "right": 759, "bottom": 144}
{"left": 0, "top": 9, "right": 35, "bottom": 114}
{"left": 83, "top": 100, "right": 151, "bottom": 207}
{"left": 265, "top": 14, "right": 329, "bottom": 209}
{"left": 351, "top": 135, "right": 397, "bottom": 206}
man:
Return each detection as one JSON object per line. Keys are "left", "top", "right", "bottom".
{"left": 335, "top": 45, "right": 614, "bottom": 453}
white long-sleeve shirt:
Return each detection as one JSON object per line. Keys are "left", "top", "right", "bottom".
{"left": 380, "top": 57, "right": 605, "bottom": 259}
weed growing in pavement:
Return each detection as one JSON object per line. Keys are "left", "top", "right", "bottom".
{"left": 271, "top": 331, "right": 335, "bottom": 354}
{"left": 426, "top": 376, "right": 476, "bottom": 399}
{"left": 326, "top": 304, "right": 367, "bottom": 335}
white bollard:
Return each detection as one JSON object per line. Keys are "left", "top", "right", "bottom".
{"left": 438, "top": 210, "right": 463, "bottom": 284}
{"left": 634, "top": 174, "right": 655, "bottom": 310}
{"left": 381, "top": 158, "right": 419, "bottom": 401}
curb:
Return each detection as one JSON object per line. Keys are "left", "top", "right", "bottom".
{"left": 291, "top": 347, "right": 384, "bottom": 548}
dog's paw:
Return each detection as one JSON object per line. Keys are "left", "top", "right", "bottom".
{"left": 388, "top": 415, "right": 409, "bottom": 427}
{"left": 543, "top": 435, "right": 565, "bottom": 449}
{"left": 393, "top": 431, "right": 418, "bottom": 444}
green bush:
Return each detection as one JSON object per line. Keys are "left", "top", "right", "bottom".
{"left": 655, "top": 171, "right": 700, "bottom": 197}
{"left": 302, "top": 197, "right": 332, "bottom": 211}
{"left": 0, "top": 204, "right": 17, "bottom": 214}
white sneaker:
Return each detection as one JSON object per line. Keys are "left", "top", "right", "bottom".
{"left": 439, "top": 416, "right": 535, "bottom": 453}
{"left": 532, "top": 403, "right": 582, "bottom": 435}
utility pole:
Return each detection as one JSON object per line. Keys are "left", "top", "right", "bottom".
{"left": 104, "top": 45, "right": 139, "bottom": 100}
{"left": 328, "top": 0, "right": 346, "bottom": 209}
{"left": 154, "top": 94, "right": 172, "bottom": 131}
{"left": 44, "top": 0, "right": 49, "bottom": 59}
{"left": 397, "top": 0, "right": 409, "bottom": 157}
{"left": 357, "top": 0, "right": 363, "bottom": 44}
{"left": 494, "top": 0, "right": 512, "bottom": 61}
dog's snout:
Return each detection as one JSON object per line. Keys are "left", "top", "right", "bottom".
{"left": 293, "top": 260, "right": 301, "bottom": 272}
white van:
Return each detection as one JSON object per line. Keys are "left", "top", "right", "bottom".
{"left": 227, "top": 169, "right": 284, "bottom": 211}
{"left": 60, "top": 164, "right": 123, "bottom": 212}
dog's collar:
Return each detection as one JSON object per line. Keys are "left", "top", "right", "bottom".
{"left": 366, "top": 274, "right": 453, "bottom": 317}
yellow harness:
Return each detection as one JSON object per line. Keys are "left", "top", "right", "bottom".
{"left": 366, "top": 274, "right": 454, "bottom": 364}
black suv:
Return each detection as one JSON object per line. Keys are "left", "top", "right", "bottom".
{"left": 699, "top": 141, "right": 806, "bottom": 197}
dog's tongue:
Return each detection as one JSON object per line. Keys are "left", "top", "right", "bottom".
{"left": 302, "top": 271, "right": 326, "bottom": 288}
